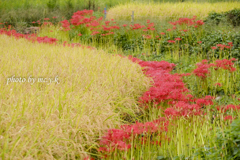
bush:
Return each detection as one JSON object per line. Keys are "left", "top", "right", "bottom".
{"left": 205, "top": 8, "right": 240, "bottom": 27}
{"left": 226, "top": 9, "right": 240, "bottom": 27}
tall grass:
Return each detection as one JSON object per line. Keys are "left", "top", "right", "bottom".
{"left": 106, "top": 2, "right": 240, "bottom": 21}
{"left": 0, "top": 35, "right": 151, "bottom": 159}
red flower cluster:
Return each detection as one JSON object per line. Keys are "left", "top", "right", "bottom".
{"left": 217, "top": 104, "right": 240, "bottom": 113}
{"left": 130, "top": 23, "right": 145, "bottom": 30}
{"left": 0, "top": 28, "right": 95, "bottom": 50}
{"left": 193, "top": 60, "right": 212, "bottom": 79}
{"left": 169, "top": 16, "right": 204, "bottom": 28}
{"left": 195, "top": 95, "right": 214, "bottom": 107}
{"left": 165, "top": 101, "right": 202, "bottom": 118}
{"left": 60, "top": 20, "right": 71, "bottom": 31}
{"left": 215, "top": 58, "right": 236, "bottom": 72}
{"left": 193, "top": 58, "right": 237, "bottom": 79}
{"left": 211, "top": 42, "right": 233, "bottom": 50}
{"left": 61, "top": 10, "right": 120, "bottom": 36}
{"left": 98, "top": 117, "right": 169, "bottom": 153}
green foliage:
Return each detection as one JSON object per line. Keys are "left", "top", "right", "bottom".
{"left": 226, "top": 9, "right": 240, "bottom": 27}
{"left": 205, "top": 8, "right": 240, "bottom": 27}
{"left": 46, "top": 0, "right": 59, "bottom": 11}
{"left": 193, "top": 119, "right": 240, "bottom": 160}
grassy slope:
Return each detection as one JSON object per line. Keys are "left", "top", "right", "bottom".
{"left": 0, "top": 35, "right": 150, "bottom": 159}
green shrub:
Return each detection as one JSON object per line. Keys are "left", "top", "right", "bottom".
{"left": 205, "top": 8, "right": 240, "bottom": 27}
{"left": 226, "top": 9, "right": 240, "bottom": 27}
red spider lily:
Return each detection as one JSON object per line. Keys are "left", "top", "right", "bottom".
{"left": 105, "top": 21, "right": 110, "bottom": 26}
{"left": 228, "top": 42, "right": 233, "bottom": 47}
{"left": 160, "top": 32, "right": 165, "bottom": 35}
{"left": 130, "top": 24, "right": 145, "bottom": 30}
{"left": 196, "top": 20, "right": 204, "bottom": 26}
{"left": 147, "top": 20, "right": 150, "bottom": 23}
{"left": 168, "top": 40, "right": 175, "bottom": 43}
{"left": 224, "top": 115, "right": 234, "bottom": 121}
{"left": 193, "top": 60, "right": 211, "bottom": 79}
{"left": 44, "top": 18, "right": 50, "bottom": 20}
{"left": 52, "top": 16, "right": 57, "bottom": 19}
{"left": 198, "top": 41, "right": 202, "bottom": 44}
{"left": 215, "top": 59, "right": 236, "bottom": 72}
{"left": 216, "top": 44, "right": 226, "bottom": 50}
{"left": 78, "top": 33, "right": 82, "bottom": 36}
{"left": 60, "top": 20, "right": 71, "bottom": 31}
{"left": 223, "top": 104, "right": 240, "bottom": 112}
{"left": 175, "top": 38, "right": 181, "bottom": 41}
{"left": 0, "top": 28, "right": 95, "bottom": 50}
{"left": 196, "top": 95, "right": 214, "bottom": 107}
{"left": 215, "top": 83, "right": 222, "bottom": 87}
{"left": 32, "top": 21, "right": 36, "bottom": 23}
{"left": 165, "top": 108, "right": 179, "bottom": 117}
{"left": 167, "top": 29, "right": 171, "bottom": 31}
{"left": 211, "top": 46, "right": 217, "bottom": 50}
{"left": 123, "top": 24, "right": 128, "bottom": 27}
{"left": 99, "top": 117, "right": 169, "bottom": 155}
{"left": 91, "top": 31, "right": 100, "bottom": 35}
{"left": 83, "top": 157, "right": 94, "bottom": 160}
{"left": 143, "top": 35, "right": 152, "bottom": 39}
{"left": 73, "top": 10, "right": 93, "bottom": 16}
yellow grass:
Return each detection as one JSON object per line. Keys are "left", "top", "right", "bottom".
{"left": 0, "top": 35, "right": 151, "bottom": 159}
{"left": 106, "top": 2, "right": 240, "bottom": 21}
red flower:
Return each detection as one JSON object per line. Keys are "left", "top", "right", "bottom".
{"left": 175, "top": 38, "right": 181, "bottom": 41}
{"left": 160, "top": 32, "right": 165, "bottom": 35}
{"left": 211, "top": 46, "right": 217, "bottom": 50}
{"left": 215, "top": 83, "right": 221, "bottom": 87}
{"left": 198, "top": 41, "right": 202, "bottom": 44}
{"left": 44, "top": 18, "right": 50, "bottom": 21}
{"left": 228, "top": 42, "right": 233, "bottom": 46}
{"left": 168, "top": 40, "right": 175, "bottom": 43}
{"left": 193, "top": 60, "right": 211, "bottom": 79}
{"left": 224, "top": 115, "right": 233, "bottom": 121}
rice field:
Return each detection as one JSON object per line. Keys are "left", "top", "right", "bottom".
{"left": 106, "top": 2, "right": 240, "bottom": 21}
{"left": 1, "top": 1, "right": 240, "bottom": 159}
{"left": 0, "top": 35, "right": 150, "bottom": 159}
